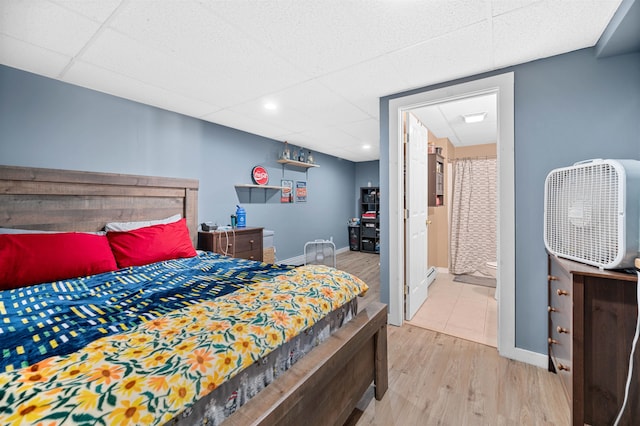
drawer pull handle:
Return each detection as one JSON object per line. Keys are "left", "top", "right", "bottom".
{"left": 548, "top": 306, "right": 557, "bottom": 313}
{"left": 557, "top": 326, "right": 569, "bottom": 334}
{"left": 557, "top": 363, "right": 570, "bottom": 372}
{"left": 548, "top": 338, "right": 558, "bottom": 345}
{"left": 556, "top": 289, "right": 569, "bottom": 296}
{"left": 548, "top": 275, "right": 558, "bottom": 281}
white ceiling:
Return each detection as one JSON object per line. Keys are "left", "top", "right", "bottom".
{"left": 0, "top": 0, "right": 623, "bottom": 162}
{"left": 412, "top": 93, "right": 497, "bottom": 147}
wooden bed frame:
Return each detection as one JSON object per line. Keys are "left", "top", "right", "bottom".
{"left": 0, "top": 164, "right": 388, "bottom": 425}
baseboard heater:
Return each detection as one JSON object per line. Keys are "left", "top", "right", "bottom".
{"left": 427, "top": 266, "right": 438, "bottom": 288}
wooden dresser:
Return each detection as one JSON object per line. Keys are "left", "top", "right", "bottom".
{"left": 197, "top": 227, "right": 263, "bottom": 262}
{"left": 547, "top": 255, "right": 639, "bottom": 425}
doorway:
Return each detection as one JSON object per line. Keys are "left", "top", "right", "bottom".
{"left": 404, "top": 95, "right": 498, "bottom": 346}
{"left": 387, "top": 72, "right": 534, "bottom": 364}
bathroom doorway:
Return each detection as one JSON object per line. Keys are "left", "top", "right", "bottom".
{"left": 405, "top": 94, "right": 498, "bottom": 347}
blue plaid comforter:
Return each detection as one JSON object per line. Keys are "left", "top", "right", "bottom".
{"left": 0, "top": 252, "right": 294, "bottom": 372}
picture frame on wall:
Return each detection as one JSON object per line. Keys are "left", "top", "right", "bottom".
{"left": 281, "top": 180, "right": 293, "bottom": 203}
{"left": 295, "top": 181, "right": 307, "bottom": 202}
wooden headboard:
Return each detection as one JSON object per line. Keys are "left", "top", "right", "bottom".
{"left": 0, "top": 165, "right": 199, "bottom": 244}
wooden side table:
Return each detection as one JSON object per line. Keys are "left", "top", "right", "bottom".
{"left": 197, "top": 227, "right": 263, "bottom": 262}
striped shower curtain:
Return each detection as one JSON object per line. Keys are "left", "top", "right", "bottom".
{"left": 449, "top": 158, "right": 497, "bottom": 275}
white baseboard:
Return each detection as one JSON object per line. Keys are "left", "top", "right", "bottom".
{"left": 500, "top": 346, "right": 548, "bottom": 369}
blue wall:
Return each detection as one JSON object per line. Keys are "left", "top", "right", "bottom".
{"left": 0, "top": 65, "right": 357, "bottom": 261}
{"left": 380, "top": 48, "right": 640, "bottom": 354}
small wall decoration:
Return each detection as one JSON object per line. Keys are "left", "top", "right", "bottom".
{"left": 295, "top": 181, "right": 307, "bottom": 202}
{"left": 281, "top": 180, "right": 293, "bottom": 203}
{"left": 251, "top": 165, "right": 269, "bottom": 185}
{"left": 281, "top": 141, "right": 290, "bottom": 160}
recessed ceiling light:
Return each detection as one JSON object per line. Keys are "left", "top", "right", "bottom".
{"left": 362, "top": 144, "right": 371, "bottom": 150}
{"left": 264, "top": 102, "right": 277, "bottom": 111}
{"left": 463, "top": 112, "right": 487, "bottom": 123}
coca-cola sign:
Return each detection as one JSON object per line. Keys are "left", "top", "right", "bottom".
{"left": 252, "top": 165, "right": 269, "bottom": 185}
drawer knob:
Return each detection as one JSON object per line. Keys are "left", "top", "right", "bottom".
{"left": 548, "top": 306, "right": 557, "bottom": 313}
{"left": 548, "top": 338, "right": 558, "bottom": 345}
{"left": 557, "top": 363, "right": 570, "bottom": 372}
{"left": 556, "top": 289, "right": 569, "bottom": 296}
{"left": 557, "top": 326, "right": 569, "bottom": 334}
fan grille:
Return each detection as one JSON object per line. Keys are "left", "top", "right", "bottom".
{"left": 304, "top": 240, "right": 336, "bottom": 267}
{"left": 544, "top": 162, "right": 621, "bottom": 267}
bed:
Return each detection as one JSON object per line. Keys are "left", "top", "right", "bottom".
{"left": 0, "top": 165, "right": 388, "bottom": 425}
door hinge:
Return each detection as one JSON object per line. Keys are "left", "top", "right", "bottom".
{"left": 404, "top": 209, "right": 408, "bottom": 219}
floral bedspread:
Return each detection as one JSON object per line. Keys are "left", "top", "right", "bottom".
{"left": 0, "top": 265, "right": 368, "bottom": 425}
{"left": 0, "top": 252, "right": 294, "bottom": 373}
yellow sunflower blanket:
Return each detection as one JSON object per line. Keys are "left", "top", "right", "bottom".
{"left": 0, "top": 265, "right": 368, "bottom": 425}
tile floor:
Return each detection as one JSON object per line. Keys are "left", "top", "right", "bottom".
{"left": 405, "top": 271, "right": 497, "bottom": 347}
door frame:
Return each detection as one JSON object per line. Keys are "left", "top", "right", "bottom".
{"left": 387, "top": 72, "right": 543, "bottom": 366}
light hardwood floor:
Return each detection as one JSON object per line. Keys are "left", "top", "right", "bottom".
{"left": 337, "top": 251, "right": 570, "bottom": 426}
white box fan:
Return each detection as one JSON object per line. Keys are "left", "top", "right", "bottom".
{"left": 544, "top": 159, "right": 640, "bottom": 269}
{"left": 304, "top": 239, "right": 336, "bottom": 268}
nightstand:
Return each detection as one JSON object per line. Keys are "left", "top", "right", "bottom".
{"left": 197, "top": 227, "right": 263, "bottom": 262}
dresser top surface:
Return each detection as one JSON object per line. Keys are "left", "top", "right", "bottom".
{"left": 550, "top": 255, "right": 637, "bottom": 283}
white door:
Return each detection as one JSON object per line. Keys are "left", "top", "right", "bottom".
{"left": 405, "top": 113, "right": 430, "bottom": 320}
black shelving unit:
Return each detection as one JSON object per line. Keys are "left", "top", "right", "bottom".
{"left": 360, "top": 187, "right": 380, "bottom": 254}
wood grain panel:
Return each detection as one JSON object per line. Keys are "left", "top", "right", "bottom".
{"left": 0, "top": 165, "right": 199, "bottom": 244}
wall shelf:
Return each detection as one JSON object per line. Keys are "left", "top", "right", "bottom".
{"left": 277, "top": 159, "right": 320, "bottom": 169}
{"left": 234, "top": 184, "right": 284, "bottom": 190}
{"left": 234, "top": 184, "right": 283, "bottom": 203}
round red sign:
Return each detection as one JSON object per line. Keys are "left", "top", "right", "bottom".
{"left": 252, "top": 165, "right": 269, "bottom": 185}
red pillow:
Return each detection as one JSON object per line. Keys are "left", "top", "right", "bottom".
{"left": 0, "top": 233, "right": 118, "bottom": 290}
{"left": 107, "top": 218, "right": 196, "bottom": 268}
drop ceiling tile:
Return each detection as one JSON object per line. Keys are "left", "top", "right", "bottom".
{"left": 108, "top": 1, "right": 309, "bottom": 104}
{"left": 207, "top": 0, "right": 489, "bottom": 78}
{"left": 338, "top": 118, "right": 380, "bottom": 145}
{"left": 0, "top": 34, "right": 71, "bottom": 78}
{"left": 79, "top": 29, "right": 245, "bottom": 106}
{"left": 50, "top": 0, "right": 122, "bottom": 22}
{"left": 273, "top": 80, "right": 371, "bottom": 127}
{"left": 391, "top": 20, "right": 494, "bottom": 89}
{"left": 64, "top": 61, "right": 220, "bottom": 118}
{"left": 491, "top": 0, "right": 542, "bottom": 17}
{"left": 492, "top": 0, "right": 622, "bottom": 68}
{"left": 0, "top": 0, "right": 100, "bottom": 56}
{"left": 411, "top": 106, "right": 461, "bottom": 145}
{"left": 226, "top": 97, "right": 321, "bottom": 135}
{"left": 438, "top": 94, "right": 496, "bottom": 124}
{"left": 318, "top": 55, "right": 413, "bottom": 117}
{"left": 451, "top": 122, "right": 497, "bottom": 146}
{"left": 201, "top": 108, "right": 290, "bottom": 142}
